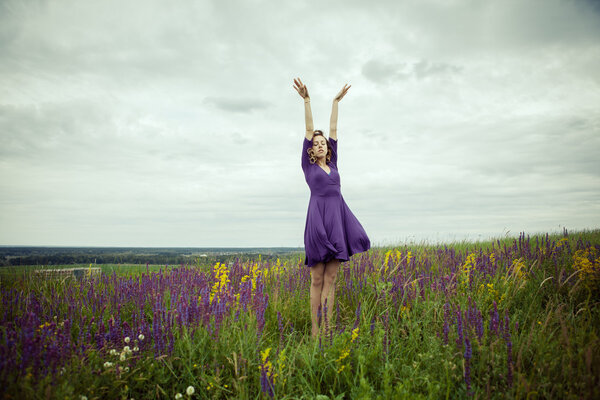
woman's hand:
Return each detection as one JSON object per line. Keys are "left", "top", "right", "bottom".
{"left": 334, "top": 83, "right": 351, "bottom": 102}
{"left": 293, "top": 77, "right": 310, "bottom": 99}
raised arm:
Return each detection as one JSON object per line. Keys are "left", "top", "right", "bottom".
{"left": 329, "top": 100, "right": 338, "bottom": 141}
{"left": 304, "top": 97, "right": 314, "bottom": 139}
{"left": 293, "top": 78, "right": 314, "bottom": 140}
{"left": 330, "top": 83, "right": 351, "bottom": 141}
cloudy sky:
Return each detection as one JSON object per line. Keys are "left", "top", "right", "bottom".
{"left": 1, "top": 0, "right": 599, "bottom": 247}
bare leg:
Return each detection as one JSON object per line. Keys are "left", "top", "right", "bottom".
{"left": 321, "top": 259, "right": 340, "bottom": 336}
{"left": 310, "top": 263, "right": 325, "bottom": 338}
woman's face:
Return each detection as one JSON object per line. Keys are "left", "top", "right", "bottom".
{"left": 312, "top": 135, "right": 327, "bottom": 159}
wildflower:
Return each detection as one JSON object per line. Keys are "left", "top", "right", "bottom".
{"left": 460, "top": 253, "right": 477, "bottom": 290}
{"left": 109, "top": 349, "right": 118, "bottom": 356}
{"left": 138, "top": 334, "right": 145, "bottom": 341}
{"left": 175, "top": 394, "right": 183, "bottom": 400}
{"left": 456, "top": 307, "right": 464, "bottom": 347}
{"left": 259, "top": 348, "right": 275, "bottom": 398}
{"left": 186, "top": 386, "right": 195, "bottom": 395}
{"left": 490, "top": 301, "right": 500, "bottom": 336}
{"left": 464, "top": 337, "right": 472, "bottom": 395}
{"left": 133, "top": 346, "right": 139, "bottom": 352}
{"left": 509, "top": 258, "right": 527, "bottom": 280}
{"left": 275, "top": 349, "right": 287, "bottom": 384}
{"left": 210, "top": 262, "right": 231, "bottom": 303}
{"left": 573, "top": 247, "right": 600, "bottom": 289}
{"left": 442, "top": 301, "right": 450, "bottom": 345}
{"left": 103, "top": 361, "right": 113, "bottom": 368}
{"left": 120, "top": 353, "right": 126, "bottom": 361}
{"left": 124, "top": 366, "right": 130, "bottom": 372}
{"left": 351, "top": 327, "right": 359, "bottom": 342}
{"left": 124, "top": 336, "right": 130, "bottom": 344}
{"left": 383, "top": 249, "right": 392, "bottom": 273}
{"left": 80, "top": 396, "right": 88, "bottom": 400}
{"left": 123, "top": 346, "right": 131, "bottom": 353}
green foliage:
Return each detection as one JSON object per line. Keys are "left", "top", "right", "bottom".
{"left": 1, "top": 229, "right": 600, "bottom": 399}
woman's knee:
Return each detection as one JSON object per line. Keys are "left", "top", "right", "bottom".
{"left": 324, "top": 260, "right": 340, "bottom": 282}
{"left": 310, "top": 263, "right": 325, "bottom": 286}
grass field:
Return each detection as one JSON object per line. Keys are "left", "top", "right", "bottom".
{"left": 1, "top": 229, "right": 599, "bottom": 399}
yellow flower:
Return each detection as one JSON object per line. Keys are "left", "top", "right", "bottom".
{"left": 401, "top": 305, "right": 409, "bottom": 317}
{"left": 351, "top": 327, "right": 359, "bottom": 342}
{"left": 261, "top": 347, "right": 271, "bottom": 362}
{"left": 573, "top": 247, "right": 600, "bottom": 289}
{"left": 209, "top": 262, "right": 231, "bottom": 303}
{"left": 383, "top": 249, "right": 392, "bottom": 272}
{"left": 336, "top": 349, "right": 350, "bottom": 363}
{"left": 509, "top": 258, "right": 527, "bottom": 280}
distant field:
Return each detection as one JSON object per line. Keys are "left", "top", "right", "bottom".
{"left": 0, "top": 263, "right": 177, "bottom": 279}
{"left": 1, "top": 229, "right": 599, "bottom": 399}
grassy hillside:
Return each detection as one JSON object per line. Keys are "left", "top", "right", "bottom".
{"left": 1, "top": 229, "right": 598, "bottom": 399}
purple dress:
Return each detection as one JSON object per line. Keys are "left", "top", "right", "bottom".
{"left": 302, "top": 136, "right": 371, "bottom": 267}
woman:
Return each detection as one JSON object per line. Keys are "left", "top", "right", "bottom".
{"left": 293, "top": 77, "right": 371, "bottom": 338}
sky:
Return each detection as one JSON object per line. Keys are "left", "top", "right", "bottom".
{"left": 1, "top": 0, "right": 599, "bottom": 247}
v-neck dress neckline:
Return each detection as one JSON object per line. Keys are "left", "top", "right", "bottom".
{"left": 318, "top": 163, "right": 331, "bottom": 175}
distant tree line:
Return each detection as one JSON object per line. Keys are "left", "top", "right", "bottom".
{"left": 0, "top": 247, "right": 302, "bottom": 267}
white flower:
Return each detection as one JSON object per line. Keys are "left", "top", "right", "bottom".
{"left": 175, "top": 394, "right": 183, "bottom": 400}
{"left": 109, "top": 349, "right": 118, "bottom": 356}
{"left": 120, "top": 353, "right": 126, "bottom": 361}
{"left": 186, "top": 386, "right": 195, "bottom": 396}
{"left": 138, "top": 334, "right": 145, "bottom": 341}
{"left": 80, "top": 396, "right": 88, "bottom": 400}
{"left": 124, "top": 366, "right": 130, "bottom": 372}
{"left": 103, "top": 361, "right": 113, "bottom": 368}
{"left": 133, "top": 346, "right": 139, "bottom": 352}
{"left": 123, "top": 345, "right": 131, "bottom": 353}
{"left": 124, "top": 336, "right": 131, "bottom": 344}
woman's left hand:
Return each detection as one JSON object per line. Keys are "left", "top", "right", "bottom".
{"left": 334, "top": 83, "right": 351, "bottom": 102}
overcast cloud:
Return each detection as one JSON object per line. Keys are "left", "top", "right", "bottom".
{"left": 1, "top": 0, "right": 599, "bottom": 247}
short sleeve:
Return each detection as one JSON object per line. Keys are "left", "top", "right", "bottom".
{"left": 301, "top": 137, "right": 312, "bottom": 173}
{"left": 329, "top": 138, "right": 337, "bottom": 168}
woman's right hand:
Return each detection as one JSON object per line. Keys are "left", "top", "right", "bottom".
{"left": 293, "top": 77, "right": 309, "bottom": 99}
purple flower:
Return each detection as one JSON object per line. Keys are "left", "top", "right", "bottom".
{"left": 476, "top": 309, "right": 484, "bottom": 343}
{"left": 277, "top": 311, "right": 284, "bottom": 347}
{"left": 370, "top": 315, "right": 376, "bottom": 335}
{"left": 353, "top": 301, "right": 362, "bottom": 331}
{"left": 464, "top": 336, "right": 473, "bottom": 396}
{"left": 489, "top": 301, "right": 499, "bottom": 337}
{"left": 442, "top": 301, "right": 450, "bottom": 345}
{"left": 455, "top": 306, "right": 464, "bottom": 348}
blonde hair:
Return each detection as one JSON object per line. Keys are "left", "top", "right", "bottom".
{"left": 307, "top": 130, "right": 332, "bottom": 165}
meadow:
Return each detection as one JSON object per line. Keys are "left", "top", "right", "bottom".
{"left": 1, "top": 229, "right": 599, "bottom": 399}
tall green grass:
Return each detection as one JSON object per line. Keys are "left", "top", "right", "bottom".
{"left": 1, "top": 229, "right": 599, "bottom": 399}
